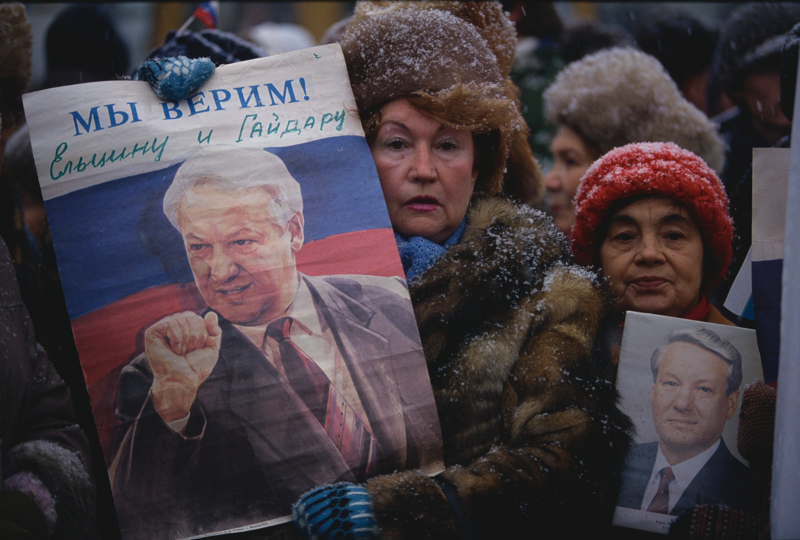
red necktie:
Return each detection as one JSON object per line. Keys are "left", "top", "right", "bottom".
{"left": 267, "top": 317, "right": 330, "bottom": 423}
{"left": 266, "top": 317, "right": 377, "bottom": 477}
{"left": 647, "top": 466, "right": 675, "bottom": 514}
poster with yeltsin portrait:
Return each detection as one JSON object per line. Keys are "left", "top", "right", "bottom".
{"left": 23, "top": 44, "right": 444, "bottom": 540}
{"left": 612, "top": 312, "right": 763, "bottom": 534}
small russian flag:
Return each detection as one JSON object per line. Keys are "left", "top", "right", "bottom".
{"left": 192, "top": 2, "right": 218, "bottom": 29}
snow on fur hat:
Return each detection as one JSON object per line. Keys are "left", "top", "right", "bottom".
{"left": 716, "top": 2, "right": 800, "bottom": 98}
{"left": 544, "top": 47, "right": 725, "bottom": 174}
{"left": 342, "top": 1, "right": 515, "bottom": 113}
{"left": 0, "top": 3, "right": 32, "bottom": 125}
{"left": 571, "top": 142, "right": 733, "bottom": 289}
{"left": 340, "top": 1, "right": 542, "bottom": 200}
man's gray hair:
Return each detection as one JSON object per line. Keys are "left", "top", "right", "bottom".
{"left": 650, "top": 326, "right": 743, "bottom": 396}
{"left": 163, "top": 146, "right": 303, "bottom": 230}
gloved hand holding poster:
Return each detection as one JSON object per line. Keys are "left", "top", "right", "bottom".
{"left": 22, "top": 45, "right": 444, "bottom": 540}
{"left": 611, "top": 312, "right": 763, "bottom": 535}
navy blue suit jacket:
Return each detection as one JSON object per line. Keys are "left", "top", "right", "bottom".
{"left": 617, "top": 439, "right": 754, "bottom": 516}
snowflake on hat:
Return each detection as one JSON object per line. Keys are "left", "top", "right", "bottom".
{"left": 570, "top": 142, "right": 733, "bottom": 290}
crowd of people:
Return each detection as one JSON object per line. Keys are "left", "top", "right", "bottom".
{"left": 0, "top": 2, "right": 795, "bottom": 540}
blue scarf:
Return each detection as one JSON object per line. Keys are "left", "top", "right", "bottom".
{"left": 395, "top": 219, "right": 466, "bottom": 282}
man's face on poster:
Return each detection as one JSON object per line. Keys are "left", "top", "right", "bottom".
{"left": 649, "top": 341, "right": 739, "bottom": 458}
{"left": 177, "top": 183, "right": 304, "bottom": 326}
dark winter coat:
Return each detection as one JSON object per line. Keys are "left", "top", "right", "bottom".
{"left": 0, "top": 238, "right": 95, "bottom": 539}
{"left": 365, "top": 197, "right": 633, "bottom": 539}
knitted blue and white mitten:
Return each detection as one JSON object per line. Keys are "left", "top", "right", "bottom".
{"left": 134, "top": 56, "right": 214, "bottom": 101}
{"left": 292, "top": 482, "right": 379, "bottom": 540}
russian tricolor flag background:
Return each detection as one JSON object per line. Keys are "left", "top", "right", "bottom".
{"left": 192, "top": 1, "right": 218, "bottom": 29}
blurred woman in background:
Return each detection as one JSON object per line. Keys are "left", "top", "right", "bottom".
{"left": 542, "top": 47, "right": 725, "bottom": 235}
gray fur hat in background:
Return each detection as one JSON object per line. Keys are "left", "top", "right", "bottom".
{"left": 543, "top": 47, "right": 725, "bottom": 173}
{"left": 715, "top": 2, "right": 800, "bottom": 98}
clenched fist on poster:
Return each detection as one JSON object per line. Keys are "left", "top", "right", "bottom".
{"left": 144, "top": 311, "right": 222, "bottom": 422}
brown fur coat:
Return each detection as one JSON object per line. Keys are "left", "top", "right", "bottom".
{"left": 365, "top": 197, "right": 632, "bottom": 539}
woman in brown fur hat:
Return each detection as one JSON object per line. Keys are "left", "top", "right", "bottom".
{"left": 136, "top": 3, "right": 631, "bottom": 539}
{"left": 291, "top": 3, "right": 631, "bottom": 539}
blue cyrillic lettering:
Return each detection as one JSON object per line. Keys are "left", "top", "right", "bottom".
{"left": 70, "top": 107, "right": 102, "bottom": 136}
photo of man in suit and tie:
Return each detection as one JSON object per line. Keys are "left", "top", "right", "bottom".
{"left": 107, "top": 146, "right": 442, "bottom": 539}
{"left": 617, "top": 326, "right": 754, "bottom": 517}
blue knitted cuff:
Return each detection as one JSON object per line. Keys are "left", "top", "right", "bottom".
{"left": 134, "top": 56, "right": 215, "bottom": 101}
{"left": 293, "top": 482, "right": 379, "bottom": 540}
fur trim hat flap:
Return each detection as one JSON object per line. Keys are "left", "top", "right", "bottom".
{"left": 571, "top": 142, "right": 733, "bottom": 289}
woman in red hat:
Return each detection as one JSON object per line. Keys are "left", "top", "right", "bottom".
{"left": 571, "top": 141, "right": 734, "bottom": 325}
{"left": 571, "top": 141, "right": 779, "bottom": 540}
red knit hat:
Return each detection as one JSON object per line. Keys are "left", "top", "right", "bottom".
{"left": 571, "top": 142, "right": 733, "bottom": 289}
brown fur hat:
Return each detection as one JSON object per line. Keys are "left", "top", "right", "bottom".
{"left": 340, "top": 1, "right": 542, "bottom": 200}
{"left": 0, "top": 3, "right": 32, "bottom": 126}
{"left": 544, "top": 47, "right": 725, "bottom": 173}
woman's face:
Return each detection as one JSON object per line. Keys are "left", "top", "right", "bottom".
{"left": 370, "top": 99, "right": 478, "bottom": 244}
{"left": 599, "top": 197, "right": 704, "bottom": 318}
{"left": 544, "top": 125, "right": 598, "bottom": 234}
